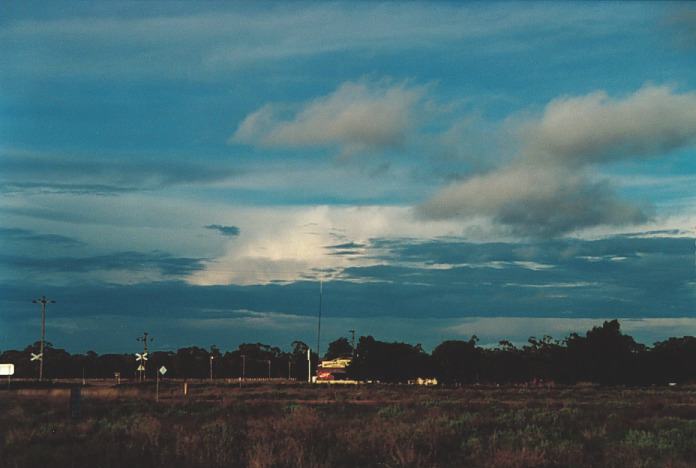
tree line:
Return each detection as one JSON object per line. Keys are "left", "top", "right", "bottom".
{"left": 3, "top": 320, "right": 696, "bottom": 385}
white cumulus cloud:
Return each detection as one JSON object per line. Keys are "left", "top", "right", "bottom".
{"left": 231, "top": 80, "right": 428, "bottom": 156}
{"left": 521, "top": 85, "right": 696, "bottom": 165}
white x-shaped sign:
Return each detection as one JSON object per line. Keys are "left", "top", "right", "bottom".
{"left": 30, "top": 352, "right": 43, "bottom": 361}
{"left": 135, "top": 352, "right": 148, "bottom": 361}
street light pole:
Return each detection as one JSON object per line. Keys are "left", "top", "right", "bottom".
{"left": 209, "top": 355, "right": 214, "bottom": 382}
{"left": 32, "top": 296, "right": 55, "bottom": 382}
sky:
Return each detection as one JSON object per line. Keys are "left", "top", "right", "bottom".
{"left": 1, "top": 2, "right": 696, "bottom": 354}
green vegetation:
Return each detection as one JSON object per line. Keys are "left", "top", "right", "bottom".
{"left": 3, "top": 384, "right": 696, "bottom": 467}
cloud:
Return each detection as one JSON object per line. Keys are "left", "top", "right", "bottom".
{"left": 0, "top": 227, "right": 83, "bottom": 246}
{"left": 0, "top": 150, "right": 240, "bottom": 194}
{"left": 668, "top": 7, "right": 696, "bottom": 47}
{"left": 231, "top": 81, "right": 428, "bottom": 156}
{"left": 417, "top": 165, "right": 648, "bottom": 237}
{"left": 187, "top": 204, "right": 465, "bottom": 286}
{"left": 325, "top": 241, "right": 367, "bottom": 257}
{"left": 420, "top": 85, "right": 696, "bottom": 236}
{"left": 1, "top": 231, "right": 694, "bottom": 351}
{"left": 0, "top": 4, "right": 643, "bottom": 81}
{"left": 205, "top": 224, "right": 240, "bottom": 237}
{"left": 521, "top": 85, "right": 696, "bottom": 165}
{"left": 0, "top": 250, "right": 207, "bottom": 277}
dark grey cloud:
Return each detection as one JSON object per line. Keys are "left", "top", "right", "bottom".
{"left": 0, "top": 206, "right": 94, "bottom": 224}
{"left": 0, "top": 250, "right": 207, "bottom": 277}
{"left": 205, "top": 224, "right": 240, "bottom": 237}
{"left": 0, "top": 151, "right": 240, "bottom": 194}
{"left": 325, "top": 241, "right": 365, "bottom": 256}
{"left": 348, "top": 234, "right": 696, "bottom": 313}
{"left": 417, "top": 166, "right": 649, "bottom": 237}
{"left": 0, "top": 234, "right": 693, "bottom": 351}
{"left": 368, "top": 234, "right": 693, "bottom": 269}
{"left": 0, "top": 227, "right": 83, "bottom": 246}
{"left": 1, "top": 182, "right": 132, "bottom": 196}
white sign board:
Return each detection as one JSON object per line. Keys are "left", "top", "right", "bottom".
{"left": 159, "top": 366, "right": 167, "bottom": 375}
{"left": 0, "top": 364, "right": 14, "bottom": 376}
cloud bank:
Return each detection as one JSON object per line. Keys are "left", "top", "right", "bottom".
{"left": 419, "top": 85, "right": 696, "bottom": 236}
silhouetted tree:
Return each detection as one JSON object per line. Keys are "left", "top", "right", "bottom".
{"left": 324, "top": 337, "right": 353, "bottom": 360}
{"left": 348, "top": 336, "right": 433, "bottom": 382}
{"left": 6, "top": 319, "right": 696, "bottom": 386}
{"left": 290, "top": 341, "right": 317, "bottom": 380}
{"left": 648, "top": 336, "right": 696, "bottom": 384}
{"left": 565, "top": 320, "right": 644, "bottom": 385}
{"left": 432, "top": 337, "right": 481, "bottom": 384}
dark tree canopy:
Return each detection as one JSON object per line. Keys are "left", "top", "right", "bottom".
{"left": 4, "top": 320, "right": 696, "bottom": 385}
{"left": 324, "top": 337, "right": 353, "bottom": 360}
{"left": 348, "top": 336, "right": 433, "bottom": 382}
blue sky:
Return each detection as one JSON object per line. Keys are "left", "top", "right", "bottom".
{"left": 1, "top": 2, "right": 695, "bottom": 353}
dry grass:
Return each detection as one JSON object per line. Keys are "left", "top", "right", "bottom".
{"left": 3, "top": 383, "right": 696, "bottom": 467}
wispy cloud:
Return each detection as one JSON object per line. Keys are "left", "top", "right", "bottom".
{"left": 0, "top": 4, "right": 646, "bottom": 80}
{"left": 0, "top": 227, "right": 83, "bottom": 246}
{"left": 0, "top": 150, "right": 240, "bottom": 194}
{"left": 0, "top": 250, "right": 207, "bottom": 277}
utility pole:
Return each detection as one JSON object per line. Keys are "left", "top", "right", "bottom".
{"left": 136, "top": 332, "right": 153, "bottom": 382}
{"left": 288, "top": 360, "right": 292, "bottom": 380}
{"left": 349, "top": 329, "right": 356, "bottom": 357}
{"left": 239, "top": 354, "right": 246, "bottom": 389}
{"left": 316, "top": 279, "right": 323, "bottom": 360}
{"left": 267, "top": 359, "right": 271, "bottom": 379}
{"left": 209, "top": 355, "right": 214, "bottom": 382}
{"left": 32, "top": 295, "right": 55, "bottom": 382}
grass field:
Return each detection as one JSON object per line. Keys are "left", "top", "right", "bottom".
{"left": 3, "top": 381, "right": 696, "bottom": 467}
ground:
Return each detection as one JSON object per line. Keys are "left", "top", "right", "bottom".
{"left": 2, "top": 381, "right": 696, "bottom": 467}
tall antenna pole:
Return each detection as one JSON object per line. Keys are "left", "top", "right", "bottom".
{"left": 32, "top": 295, "right": 55, "bottom": 382}
{"left": 349, "top": 329, "right": 356, "bottom": 357}
{"left": 316, "top": 279, "right": 323, "bottom": 360}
